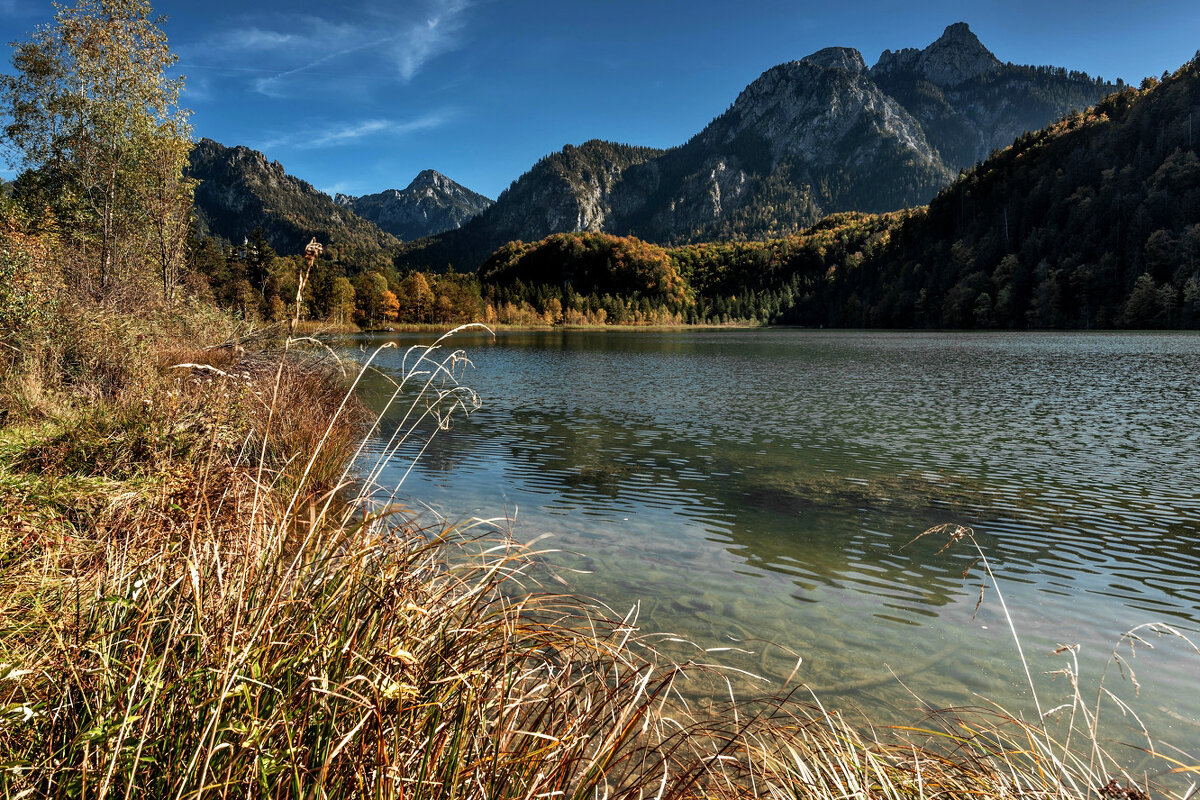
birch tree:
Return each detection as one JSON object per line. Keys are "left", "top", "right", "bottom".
{"left": 2, "top": 0, "right": 192, "bottom": 301}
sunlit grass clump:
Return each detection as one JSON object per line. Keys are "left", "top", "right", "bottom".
{"left": 0, "top": 322, "right": 1195, "bottom": 799}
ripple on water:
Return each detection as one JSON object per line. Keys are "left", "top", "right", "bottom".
{"left": 350, "top": 329, "right": 1200, "bottom": 755}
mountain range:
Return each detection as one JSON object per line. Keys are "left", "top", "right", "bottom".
{"left": 189, "top": 23, "right": 1118, "bottom": 272}
{"left": 480, "top": 53, "right": 1200, "bottom": 330}
{"left": 396, "top": 22, "right": 1117, "bottom": 269}
{"left": 188, "top": 139, "right": 399, "bottom": 256}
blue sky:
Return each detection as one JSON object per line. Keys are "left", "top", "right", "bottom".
{"left": 2, "top": 0, "right": 1199, "bottom": 200}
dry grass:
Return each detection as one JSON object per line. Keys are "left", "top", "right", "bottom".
{"left": 0, "top": 321, "right": 1196, "bottom": 799}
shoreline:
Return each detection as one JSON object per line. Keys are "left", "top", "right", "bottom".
{"left": 1, "top": 308, "right": 1188, "bottom": 797}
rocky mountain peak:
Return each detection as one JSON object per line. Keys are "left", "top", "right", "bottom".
{"left": 716, "top": 54, "right": 940, "bottom": 172}
{"left": 336, "top": 170, "right": 494, "bottom": 241}
{"left": 801, "top": 46, "right": 867, "bottom": 74}
{"left": 938, "top": 21, "right": 978, "bottom": 43}
{"left": 873, "top": 22, "right": 1001, "bottom": 87}
{"left": 919, "top": 22, "right": 1000, "bottom": 85}
{"left": 407, "top": 169, "right": 451, "bottom": 191}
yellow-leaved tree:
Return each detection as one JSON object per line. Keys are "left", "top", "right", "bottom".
{"left": 1, "top": 0, "right": 193, "bottom": 303}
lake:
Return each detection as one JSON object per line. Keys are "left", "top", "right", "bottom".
{"left": 348, "top": 328, "right": 1200, "bottom": 760}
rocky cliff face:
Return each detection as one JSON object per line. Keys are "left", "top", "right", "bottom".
{"left": 189, "top": 139, "right": 398, "bottom": 255}
{"left": 463, "top": 140, "right": 665, "bottom": 244}
{"left": 393, "top": 140, "right": 666, "bottom": 272}
{"left": 874, "top": 22, "right": 1002, "bottom": 87}
{"left": 335, "top": 170, "right": 493, "bottom": 241}
{"left": 584, "top": 52, "right": 954, "bottom": 244}
{"left": 871, "top": 23, "right": 1116, "bottom": 166}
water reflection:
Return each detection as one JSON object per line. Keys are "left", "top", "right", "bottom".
{"left": 347, "top": 329, "right": 1200, "bottom": 751}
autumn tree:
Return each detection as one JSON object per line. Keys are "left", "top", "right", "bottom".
{"left": 327, "top": 277, "right": 355, "bottom": 326}
{"left": 140, "top": 126, "right": 195, "bottom": 301}
{"left": 1, "top": 0, "right": 192, "bottom": 301}
{"left": 354, "top": 271, "right": 389, "bottom": 327}
{"left": 398, "top": 271, "right": 434, "bottom": 322}
{"left": 379, "top": 289, "right": 400, "bottom": 323}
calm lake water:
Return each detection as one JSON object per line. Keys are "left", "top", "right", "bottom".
{"left": 348, "top": 329, "right": 1200, "bottom": 760}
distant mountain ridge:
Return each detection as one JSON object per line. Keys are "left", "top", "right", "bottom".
{"left": 613, "top": 43, "right": 953, "bottom": 241}
{"left": 188, "top": 138, "right": 399, "bottom": 255}
{"left": 188, "top": 142, "right": 492, "bottom": 258}
{"left": 398, "top": 22, "right": 1118, "bottom": 270}
{"left": 187, "top": 23, "right": 1120, "bottom": 273}
{"left": 335, "top": 170, "right": 493, "bottom": 241}
{"left": 395, "top": 140, "right": 666, "bottom": 272}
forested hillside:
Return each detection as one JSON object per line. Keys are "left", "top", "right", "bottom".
{"left": 396, "top": 140, "right": 664, "bottom": 271}
{"left": 856, "top": 54, "right": 1200, "bottom": 328}
{"left": 189, "top": 139, "right": 399, "bottom": 267}
{"left": 478, "top": 54, "right": 1200, "bottom": 329}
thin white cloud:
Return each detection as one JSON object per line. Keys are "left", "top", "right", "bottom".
{"left": 307, "top": 117, "right": 437, "bottom": 147}
{"left": 195, "top": 1, "right": 474, "bottom": 97}
{"left": 392, "top": 0, "right": 472, "bottom": 81}
{"left": 221, "top": 28, "right": 301, "bottom": 50}
{"left": 199, "top": 16, "right": 361, "bottom": 56}
{"left": 250, "top": 29, "right": 407, "bottom": 97}
{"left": 260, "top": 112, "right": 452, "bottom": 151}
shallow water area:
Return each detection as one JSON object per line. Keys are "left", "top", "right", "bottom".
{"left": 346, "top": 328, "right": 1200, "bottom": 763}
